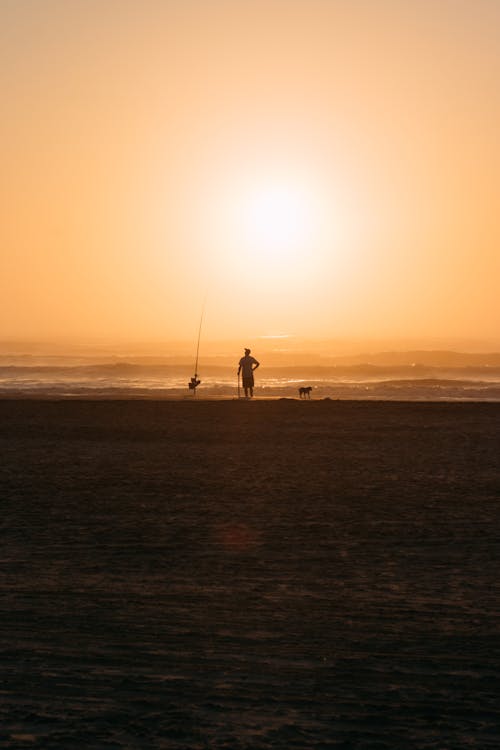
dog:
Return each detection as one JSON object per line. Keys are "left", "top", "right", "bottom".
{"left": 298, "top": 386, "right": 312, "bottom": 399}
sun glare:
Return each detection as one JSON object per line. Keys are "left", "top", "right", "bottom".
{"left": 196, "top": 165, "right": 346, "bottom": 294}
{"left": 243, "top": 184, "right": 313, "bottom": 261}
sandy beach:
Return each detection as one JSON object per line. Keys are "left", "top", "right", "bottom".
{"left": 1, "top": 399, "right": 499, "bottom": 748}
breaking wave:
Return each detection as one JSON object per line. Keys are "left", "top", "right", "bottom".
{"left": 1, "top": 362, "right": 500, "bottom": 400}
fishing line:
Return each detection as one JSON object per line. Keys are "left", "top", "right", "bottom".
{"left": 188, "top": 295, "right": 207, "bottom": 394}
{"left": 193, "top": 297, "right": 206, "bottom": 379}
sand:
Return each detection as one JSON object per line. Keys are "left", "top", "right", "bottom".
{"left": 1, "top": 399, "right": 499, "bottom": 749}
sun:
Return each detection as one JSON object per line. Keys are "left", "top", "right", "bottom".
{"left": 243, "top": 183, "right": 314, "bottom": 263}
{"left": 195, "top": 165, "right": 339, "bottom": 290}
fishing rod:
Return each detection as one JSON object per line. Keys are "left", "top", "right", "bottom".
{"left": 188, "top": 298, "right": 206, "bottom": 396}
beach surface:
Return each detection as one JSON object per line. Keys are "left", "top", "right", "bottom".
{"left": 1, "top": 400, "right": 499, "bottom": 749}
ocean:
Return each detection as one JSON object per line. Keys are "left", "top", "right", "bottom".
{"left": 2, "top": 360, "right": 500, "bottom": 400}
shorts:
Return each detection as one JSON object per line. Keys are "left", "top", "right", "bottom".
{"left": 242, "top": 375, "right": 254, "bottom": 388}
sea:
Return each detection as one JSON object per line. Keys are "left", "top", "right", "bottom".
{"left": 2, "top": 359, "right": 500, "bottom": 400}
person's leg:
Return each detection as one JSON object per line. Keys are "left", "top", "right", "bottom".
{"left": 250, "top": 387, "right": 253, "bottom": 398}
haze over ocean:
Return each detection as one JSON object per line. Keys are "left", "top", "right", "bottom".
{"left": 2, "top": 345, "right": 500, "bottom": 400}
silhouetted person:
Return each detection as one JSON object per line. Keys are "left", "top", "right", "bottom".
{"left": 238, "top": 348, "right": 260, "bottom": 398}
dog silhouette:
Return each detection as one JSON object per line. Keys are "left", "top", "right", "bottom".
{"left": 299, "top": 386, "right": 312, "bottom": 399}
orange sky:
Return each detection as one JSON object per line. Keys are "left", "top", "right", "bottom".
{"left": 1, "top": 0, "right": 499, "bottom": 346}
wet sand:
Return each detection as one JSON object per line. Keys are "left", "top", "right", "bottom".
{"left": 1, "top": 400, "right": 499, "bottom": 748}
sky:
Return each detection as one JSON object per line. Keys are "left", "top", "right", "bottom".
{"left": 1, "top": 0, "right": 499, "bottom": 348}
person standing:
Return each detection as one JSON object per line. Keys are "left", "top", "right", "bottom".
{"left": 238, "top": 348, "right": 260, "bottom": 398}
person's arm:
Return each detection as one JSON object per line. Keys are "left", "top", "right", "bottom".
{"left": 252, "top": 359, "right": 260, "bottom": 371}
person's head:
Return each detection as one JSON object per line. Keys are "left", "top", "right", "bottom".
{"left": 244, "top": 348, "right": 251, "bottom": 355}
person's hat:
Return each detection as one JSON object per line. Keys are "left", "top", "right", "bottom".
{"left": 244, "top": 348, "right": 251, "bottom": 354}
